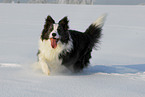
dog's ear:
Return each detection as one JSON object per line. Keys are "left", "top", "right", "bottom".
{"left": 41, "top": 15, "right": 55, "bottom": 40}
{"left": 44, "top": 15, "right": 55, "bottom": 29}
{"left": 59, "top": 16, "right": 69, "bottom": 30}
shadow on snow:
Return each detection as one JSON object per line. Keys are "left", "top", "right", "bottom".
{"left": 81, "top": 64, "right": 145, "bottom": 75}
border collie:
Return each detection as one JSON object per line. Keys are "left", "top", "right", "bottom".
{"left": 37, "top": 14, "right": 107, "bottom": 75}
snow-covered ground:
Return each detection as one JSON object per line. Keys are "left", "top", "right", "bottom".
{"left": 0, "top": 4, "right": 145, "bottom": 97}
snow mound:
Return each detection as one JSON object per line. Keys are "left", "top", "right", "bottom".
{"left": 0, "top": 63, "right": 21, "bottom": 67}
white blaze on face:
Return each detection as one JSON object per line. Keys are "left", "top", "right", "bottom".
{"left": 49, "top": 24, "right": 59, "bottom": 39}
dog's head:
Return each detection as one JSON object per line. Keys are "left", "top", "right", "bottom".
{"left": 41, "top": 15, "right": 69, "bottom": 49}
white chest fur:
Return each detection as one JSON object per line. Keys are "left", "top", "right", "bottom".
{"left": 38, "top": 39, "right": 73, "bottom": 70}
{"left": 39, "top": 39, "right": 63, "bottom": 69}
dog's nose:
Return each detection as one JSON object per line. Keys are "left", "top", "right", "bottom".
{"left": 52, "top": 33, "right": 56, "bottom": 37}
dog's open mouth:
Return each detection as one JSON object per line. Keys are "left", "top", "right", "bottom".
{"left": 50, "top": 38, "right": 59, "bottom": 49}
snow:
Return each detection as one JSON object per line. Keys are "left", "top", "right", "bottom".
{"left": 0, "top": 4, "right": 145, "bottom": 97}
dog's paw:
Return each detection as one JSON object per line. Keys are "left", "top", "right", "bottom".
{"left": 39, "top": 61, "right": 50, "bottom": 75}
{"left": 44, "top": 70, "right": 50, "bottom": 75}
{"left": 42, "top": 67, "right": 50, "bottom": 75}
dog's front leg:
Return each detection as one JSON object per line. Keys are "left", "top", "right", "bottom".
{"left": 38, "top": 54, "right": 50, "bottom": 75}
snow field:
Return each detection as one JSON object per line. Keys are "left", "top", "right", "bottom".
{"left": 0, "top": 4, "right": 145, "bottom": 97}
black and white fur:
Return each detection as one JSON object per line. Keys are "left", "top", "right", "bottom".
{"left": 38, "top": 14, "right": 107, "bottom": 75}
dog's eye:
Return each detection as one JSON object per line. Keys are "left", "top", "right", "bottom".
{"left": 57, "top": 27, "right": 61, "bottom": 32}
{"left": 48, "top": 25, "right": 53, "bottom": 33}
{"left": 49, "top": 25, "right": 53, "bottom": 30}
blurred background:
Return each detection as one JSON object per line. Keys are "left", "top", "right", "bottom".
{"left": 0, "top": 0, "right": 145, "bottom": 5}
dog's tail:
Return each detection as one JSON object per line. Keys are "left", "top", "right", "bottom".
{"left": 85, "top": 14, "right": 107, "bottom": 48}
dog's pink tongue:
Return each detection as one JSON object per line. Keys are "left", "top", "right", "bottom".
{"left": 50, "top": 38, "right": 57, "bottom": 49}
